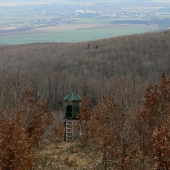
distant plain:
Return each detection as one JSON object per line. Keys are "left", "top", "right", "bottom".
{"left": 0, "top": 1, "right": 170, "bottom": 45}
{"left": 0, "top": 25, "right": 158, "bottom": 45}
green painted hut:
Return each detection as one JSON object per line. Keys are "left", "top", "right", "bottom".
{"left": 64, "top": 92, "right": 81, "bottom": 120}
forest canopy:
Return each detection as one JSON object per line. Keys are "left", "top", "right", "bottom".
{"left": 0, "top": 30, "right": 170, "bottom": 110}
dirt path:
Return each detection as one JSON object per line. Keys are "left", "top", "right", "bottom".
{"left": 35, "top": 138, "right": 102, "bottom": 170}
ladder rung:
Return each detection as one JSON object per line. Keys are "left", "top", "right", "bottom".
{"left": 66, "top": 136, "right": 74, "bottom": 138}
{"left": 66, "top": 125, "right": 73, "bottom": 128}
{"left": 66, "top": 135, "right": 73, "bottom": 137}
{"left": 66, "top": 127, "right": 74, "bottom": 129}
{"left": 65, "top": 120, "right": 74, "bottom": 142}
{"left": 66, "top": 128, "right": 74, "bottom": 132}
{"left": 66, "top": 134, "right": 74, "bottom": 136}
{"left": 66, "top": 130, "right": 74, "bottom": 133}
{"left": 66, "top": 122, "right": 73, "bottom": 125}
{"left": 66, "top": 124, "right": 73, "bottom": 126}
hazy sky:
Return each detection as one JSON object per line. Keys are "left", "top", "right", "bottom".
{"left": 0, "top": 0, "right": 170, "bottom": 7}
{"left": 0, "top": 0, "right": 169, "bottom": 2}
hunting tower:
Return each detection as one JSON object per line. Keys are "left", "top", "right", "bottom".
{"left": 64, "top": 92, "right": 82, "bottom": 142}
{"left": 64, "top": 92, "right": 81, "bottom": 119}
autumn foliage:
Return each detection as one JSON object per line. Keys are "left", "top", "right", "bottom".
{"left": 79, "top": 74, "right": 170, "bottom": 170}
{"left": 153, "top": 120, "right": 170, "bottom": 170}
{"left": 1, "top": 73, "right": 170, "bottom": 169}
{"left": 78, "top": 96, "right": 91, "bottom": 144}
{"left": 0, "top": 113, "right": 35, "bottom": 170}
{"left": 0, "top": 87, "right": 53, "bottom": 170}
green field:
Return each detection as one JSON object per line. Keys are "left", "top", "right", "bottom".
{"left": 75, "top": 18, "right": 111, "bottom": 24}
{"left": 0, "top": 25, "right": 158, "bottom": 45}
{"left": 0, "top": 7, "right": 36, "bottom": 24}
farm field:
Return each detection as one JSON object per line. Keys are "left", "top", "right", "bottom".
{"left": 0, "top": 24, "right": 158, "bottom": 45}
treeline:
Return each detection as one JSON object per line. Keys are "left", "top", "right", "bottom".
{"left": 0, "top": 30, "right": 170, "bottom": 111}
{"left": 110, "top": 18, "right": 170, "bottom": 28}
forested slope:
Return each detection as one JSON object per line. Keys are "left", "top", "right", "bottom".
{"left": 0, "top": 30, "right": 170, "bottom": 110}
{"left": 1, "top": 30, "right": 170, "bottom": 170}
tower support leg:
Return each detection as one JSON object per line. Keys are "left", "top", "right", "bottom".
{"left": 64, "top": 118, "right": 66, "bottom": 142}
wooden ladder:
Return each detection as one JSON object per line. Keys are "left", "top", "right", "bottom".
{"left": 66, "top": 120, "right": 74, "bottom": 142}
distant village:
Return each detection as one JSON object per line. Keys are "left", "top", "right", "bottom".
{"left": 31, "top": 7, "right": 170, "bottom": 25}
{"left": 1, "top": 2, "right": 170, "bottom": 33}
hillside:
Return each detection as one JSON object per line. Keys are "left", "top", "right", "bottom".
{"left": 0, "top": 30, "right": 170, "bottom": 111}
{"left": 1, "top": 30, "right": 170, "bottom": 170}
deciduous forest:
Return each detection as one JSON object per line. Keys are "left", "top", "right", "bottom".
{"left": 0, "top": 30, "right": 170, "bottom": 169}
